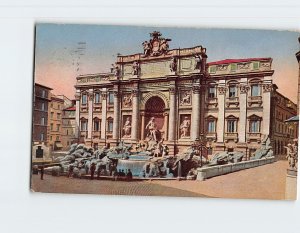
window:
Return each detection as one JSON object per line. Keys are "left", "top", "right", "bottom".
{"left": 40, "top": 133, "right": 44, "bottom": 141}
{"left": 41, "top": 103, "right": 45, "bottom": 111}
{"left": 94, "top": 119, "right": 100, "bottom": 131}
{"left": 50, "top": 123, "right": 53, "bottom": 131}
{"left": 50, "top": 136, "right": 52, "bottom": 141}
{"left": 251, "top": 84, "right": 260, "bottom": 96}
{"left": 57, "top": 124, "right": 60, "bottom": 131}
{"left": 40, "top": 117, "right": 45, "bottom": 125}
{"left": 253, "top": 62, "right": 260, "bottom": 70}
{"left": 82, "top": 94, "right": 87, "bottom": 105}
{"left": 227, "top": 120, "right": 237, "bottom": 133}
{"left": 108, "top": 92, "right": 114, "bottom": 104}
{"left": 50, "top": 112, "right": 54, "bottom": 119}
{"left": 58, "top": 105, "right": 60, "bottom": 110}
{"left": 42, "top": 90, "right": 46, "bottom": 98}
{"left": 94, "top": 92, "right": 101, "bottom": 103}
{"left": 66, "top": 129, "right": 69, "bottom": 135}
{"left": 231, "top": 64, "right": 237, "bottom": 72}
{"left": 208, "top": 86, "right": 216, "bottom": 98}
{"left": 207, "top": 120, "right": 216, "bottom": 133}
{"left": 80, "top": 120, "right": 88, "bottom": 131}
{"left": 249, "top": 120, "right": 260, "bottom": 133}
{"left": 209, "top": 65, "right": 216, "bottom": 73}
{"left": 57, "top": 113, "right": 61, "bottom": 119}
{"left": 56, "top": 136, "right": 59, "bottom": 141}
{"left": 229, "top": 85, "right": 236, "bottom": 98}
{"left": 108, "top": 119, "right": 113, "bottom": 132}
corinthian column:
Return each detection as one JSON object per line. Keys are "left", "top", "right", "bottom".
{"left": 217, "top": 85, "right": 226, "bottom": 142}
{"left": 87, "top": 89, "right": 93, "bottom": 139}
{"left": 101, "top": 90, "right": 107, "bottom": 140}
{"left": 262, "top": 82, "right": 272, "bottom": 136}
{"left": 238, "top": 82, "right": 249, "bottom": 143}
{"left": 112, "top": 90, "right": 120, "bottom": 140}
{"left": 131, "top": 89, "right": 139, "bottom": 140}
{"left": 168, "top": 87, "right": 176, "bottom": 141}
{"left": 75, "top": 91, "right": 81, "bottom": 140}
{"left": 191, "top": 85, "right": 201, "bottom": 140}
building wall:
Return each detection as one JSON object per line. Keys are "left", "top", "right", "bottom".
{"left": 32, "top": 84, "right": 51, "bottom": 145}
{"left": 271, "top": 91, "right": 298, "bottom": 159}
{"left": 61, "top": 108, "right": 77, "bottom": 150}
{"left": 48, "top": 95, "right": 64, "bottom": 150}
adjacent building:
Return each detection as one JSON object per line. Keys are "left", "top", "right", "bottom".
{"left": 74, "top": 31, "right": 297, "bottom": 158}
{"left": 48, "top": 94, "right": 65, "bottom": 151}
{"left": 271, "top": 89, "right": 297, "bottom": 159}
{"left": 61, "top": 102, "right": 77, "bottom": 150}
{"left": 32, "top": 83, "right": 52, "bottom": 146}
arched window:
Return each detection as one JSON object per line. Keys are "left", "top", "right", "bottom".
{"left": 249, "top": 79, "right": 262, "bottom": 97}
{"left": 81, "top": 92, "right": 87, "bottom": 105}
{"left": 227, "top": 81, "right": 238, "bottom": 98}
{"left": 206, "top": 116, "right": 217, "bottom": 133}
{"left": 248, "top": 114, "right": 262, "bottom": 133}
{"left": 226, "top": 115, "right": 238, "bottom": 133}
{"left": 80, "top": 118, "right": 88, "bottom": 131}
{"left": 207, "top": 83, "right": 217, "bottom": 99}
{"left": 93, "top": 117, "right": 100, "bottom": 131}
{"left": 94, "top": 91, "right": 101, "bottom": 104}
{"left": 107, "top": 117, "right": 113, "bottom": 133}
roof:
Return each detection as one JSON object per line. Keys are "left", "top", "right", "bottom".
{"left": 285, "top": 115, "right": 299, "bottom": 123}
{"left": 64, "top": 106, "right": 76, "bottom": 111}
{"left": 51, "top": 96, "right": 65, "bottom": 102}
{"left": 208, "top": 57, "right": 272, "bottom": 66}
{"left": 35, "top": 83, "right": 53, "bottom": 90}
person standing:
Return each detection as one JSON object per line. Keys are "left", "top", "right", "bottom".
{"left": 90, "top": 162, "right": 96, "bottom": 180}
{"left": 40, "top": 165, "right": 44, "bottom": 180}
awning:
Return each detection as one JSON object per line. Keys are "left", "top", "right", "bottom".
{"left": 285, "top": 115, "right": 299, "bottom": 123}
{"left": 55, "top": 142, "right": 63, "bottom": 148}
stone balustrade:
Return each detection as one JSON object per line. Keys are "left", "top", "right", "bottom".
{"left": 196, "top": 156, "right": 275, "bottom": 181}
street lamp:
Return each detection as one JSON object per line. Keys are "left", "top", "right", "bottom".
{"left": 191, "top": 134, "right": 207, "bottom": 167}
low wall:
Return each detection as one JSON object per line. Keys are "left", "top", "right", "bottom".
{"left": 196, "top": 156, "right": 275, "bottom": 181}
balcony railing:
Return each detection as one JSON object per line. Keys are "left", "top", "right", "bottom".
{"left": 205, "top": 97, "right": 218, "bottom": 108}
{"left": 206, "top": 132, "right": 217, "bottom": 142}
{"left": 226, "top": 97, "right": 239, "bottom": 107}
{"left": 248, "top": 96, "right": 262, "bottom": 107}
{"left": 224, "top": 132, "right": 238, "bottom": 142}
{"left": 247, "top": 132, "right": 261, "bottom": 143}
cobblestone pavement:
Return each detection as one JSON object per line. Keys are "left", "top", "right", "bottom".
{"left": 152, "top": 160, "right": 289, "bottom": 200}
{"left": 31, "top": 175, "right": 208, "bottom": 197}
{"left": 31, "top": 161, "right": 289, "bottom": 200}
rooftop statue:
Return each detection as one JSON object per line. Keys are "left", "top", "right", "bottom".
{"left": 142, "top": 31, "right": 172, "bottom": 57}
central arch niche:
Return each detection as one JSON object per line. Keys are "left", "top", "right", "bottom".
{"left": 144, "top": 96, "right": 166, "bottom": 140}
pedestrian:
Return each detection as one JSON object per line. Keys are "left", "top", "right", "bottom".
{"left": 90, "top": 162, "right": 96, "bottom": 180}
{"left": 68, "top": 164, "right": 74, "bottom": 178}
{"left": 126, "top": 169, "right": 133, "bottom": 181}
{"left": 113, "top": 168, "right": 119, "bottom": 181}
{"left": 97, "top": 166, "right": 101, "bottom": 180}
{"left": 40, "top": 165, "right": 44, "bottom": 180}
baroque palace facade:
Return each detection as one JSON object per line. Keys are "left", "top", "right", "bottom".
{"left": 74, "top": 31, "right": 297, "bottom": 158}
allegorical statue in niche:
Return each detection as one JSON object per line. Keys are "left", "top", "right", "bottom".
{"left": 132, "top": 61, "right": 140, "bottom": 75}
{"left": 123, "top": 117, "right": 132, "bottom": 138}
{"left": 169, "top": 57, "right": 177, "bottom": 73}
{"left": 180, "top": 116, "right": 190, "bottom": 138}
{"left": 180, "top": 91, "right": 191, "bottom": 105}
{"left": 123, "top": 94, "right": 132, "bottom": 108}
{"left": 200, "top": 48, "right": 208, "bottom": 73}
{"left": 145, "top": 117, "right": 158, "bottom": 141}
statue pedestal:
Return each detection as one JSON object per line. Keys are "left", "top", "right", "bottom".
{"left": 285, "top": 168, "right": 297, "bottom": 200}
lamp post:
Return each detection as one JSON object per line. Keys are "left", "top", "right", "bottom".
{"left": 191, "top": 134, "right": 207, "bottom": 167}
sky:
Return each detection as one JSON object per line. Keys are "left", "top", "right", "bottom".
{"left": 35, "top": 23, "right": 300, "bottom": 102}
